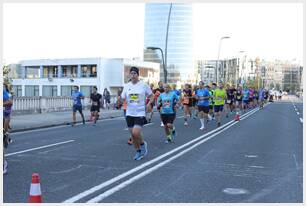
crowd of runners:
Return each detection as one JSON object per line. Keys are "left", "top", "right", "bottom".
{"left": 2, "top": 66, "right": 280, "bottom": 173}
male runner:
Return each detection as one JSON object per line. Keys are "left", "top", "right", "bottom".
{"left": 121, "top": 67, "right": 154, "bottom": 160}
{"left": 195, "top": 82, "right": 211, "bottom": 130}
{"left": 214, "top": 82, "right": 227, "bottom": 127}
{"left": 71, "top": 85, "right": 85, "bottom": 126}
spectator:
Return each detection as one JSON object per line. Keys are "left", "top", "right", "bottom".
{"left": 103, "top": 88, "right": 111, "bottom": 110}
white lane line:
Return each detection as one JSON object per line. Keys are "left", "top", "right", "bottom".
{"left": 300, "top": 118, "right": 303, "bottom": 123}
{"left": 5, "top": 140, "right": 75, "bottom": 157}
{"left": 87, "top": 109, "right": 258, "bottom": 203}
{"left": 177, "top": 115, "right": 184, "bottom": 119}
{"left": 293, "top": 154, "right": 299, "bottom": 170}
{"left": 144, "top": 123, "right": 154, "bottom": 127}
{"left": 63, "top": 107, "right": 261, "bottom": 203}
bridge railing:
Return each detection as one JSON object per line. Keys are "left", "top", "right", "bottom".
{"left": 11, "top": 95, "right": 118, "bottom": 115}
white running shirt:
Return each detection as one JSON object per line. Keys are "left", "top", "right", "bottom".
{"left": 121, "top": 81, "right": 152, "bottom": 117}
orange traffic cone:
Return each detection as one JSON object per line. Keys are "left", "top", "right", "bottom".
{"left": 29, "top": 173, "right": 42, "bottom": 203}
{"left": 234, "top": 112, "right": 240, "bottom": 121}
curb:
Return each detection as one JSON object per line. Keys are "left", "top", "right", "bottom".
{"left": 10, "top": 114, "right": 123, "bottom": 133}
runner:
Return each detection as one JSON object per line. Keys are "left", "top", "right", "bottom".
{"left": 121, "top": 67, "right": 154, "bottom": 160}
{"left": 157, "top": 83, "right": 179, "bottom": 143}
{"left": 147, "top": 83, "right": 155, "bottom": 123}
{"left": 242, "top": 86, "right": 250, "bottom": 112}
{"left": 3, "top": 85, "right": 13, "bottom": 175}
{"left": 191, "top": 85, "right": 199, "bottom": 119}
{"left": 182, "top": 84, "right": 193, "bottom": 126}
{"left": 213, "top": 82, "right": 227, "bottom": 127}
{"left": 89, "top": 86, "right": 102, "bottom": 126}
{"left": 195, "top": 81, "right": 211, "bottom": 130}
{"left": 208, "top": 83, "right": 217, "bottom": 121}
{"left": 248, "top": 87, "right": 254, "bottom": 108}
{"left": 3, "top": 83, "right": 13, "bottom": 133}
{"left": 234, "top": 85, "right": 243, "bottom": 120}
{"left": 154, "top": 81, "right": 165, "bottom": 127}
{"left": 225, "top": 84, "right": 235, "bottom": 118}
{"left": 258, "top": 88, "right": 265, "bottom": 109}
{"left": 71, "top": 85, "right": 85, "bottom": 126}
{"left": 253, "top": 88, "right": 259, "bottom": 107}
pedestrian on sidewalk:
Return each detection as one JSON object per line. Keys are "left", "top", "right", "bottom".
{"left": 90, "top": 86, "right": 102, "bottom": 126}
{"left": 103, "top": 88, "right": 111, "bottom": 110}
{"left": 121, "top": 67, "right": 154, "bottom": 160}
{"left": 71, "top": 85, "right": 85, "bottom": 126}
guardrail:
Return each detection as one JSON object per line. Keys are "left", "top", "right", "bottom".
{"left": 11, "top": 95, "right": 118, "bottom": 115}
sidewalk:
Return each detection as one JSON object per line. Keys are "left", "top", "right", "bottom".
{"left": 10, "top": 108, "right": 124, "bottom": 133}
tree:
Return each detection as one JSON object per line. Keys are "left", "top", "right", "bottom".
{"left": 3, "top": 65, "right": 12, "bottom": 91}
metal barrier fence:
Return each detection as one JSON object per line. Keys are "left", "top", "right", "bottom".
{"left": 11, "top": 95, "right": 118, "bottom": 114}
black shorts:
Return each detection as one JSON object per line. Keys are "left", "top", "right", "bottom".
{"left": 225, "top": 99, "right": 234, "bottom": 105}
{"left": 214, "top": 105, "right": 224, "bottom": 113}
{"left": 126, "top": 116, "right": 146, "bottom": 128}
{"left": 90, "top": 105, "right": 100, "bottom": 112}
{"left": 73, "top": 105, "right": 83, "bottom": 113}
{"left": 209, "top": 105, "right": 214, "bottom": 110}
{"left": 198, "top": 105, "right": 210, "bottom": 114}
{"left": 161, "top": 113, "right": 176, "bottom": 125}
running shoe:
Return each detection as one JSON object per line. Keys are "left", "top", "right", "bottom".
{"left": 172, "top": 128, "right": 177, "bottom": 140}
{"left": 134, "top": 150, "right": 143, "bottom": 161}
{"left": 184, "top": 122, "right": 188, "bottom": 126}
{"left": 127, "top": 137, "right": 133, "bottom": 145}
{"left": 140, "top": 141, "right": 148, "bottom": 157}
{"left": 160, "top": 122, "right": 164, "bottom": 127}
{"left": 217, "top": 122, "right": 221, "bottom": 127}
{"left": 199, "top": 126, "right": 205, "bottom": 131}
{"left": 165, "top": 135, "right": 173, "bottom": 143}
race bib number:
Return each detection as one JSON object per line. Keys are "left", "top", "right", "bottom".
{"left": 129, "top": 94, "right": 139, "bottom": 103}
{"left": 163, "top": 100, "right": 171, "bottom": 108}
{"left": 226, "top": 100, "right": 231, "bottom": 104}
{"left": 93, "top": 102, "right": 98, "bottom": 106}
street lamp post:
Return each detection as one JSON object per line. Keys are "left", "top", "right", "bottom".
{"left": 216, "top": 36, "right": 230, "bottom": 84}
{"left": 236, "top": 51, "right": 245, "bottom": 87}
{"left": 147, "top": 47, "right": 167, "bottom": 83}
{"left": 164, "top": 3, "right": 172, "bottom": 84}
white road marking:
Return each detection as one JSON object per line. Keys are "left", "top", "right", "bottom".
{"left": 5, "top": 140, "right": 75, "bottom": 157}
{"left": 144, "top": 123, "right": 154, "bottom": 127}
{"left": 87, "top": 110, "right": 258, "bottom": 203}
{"left": 249, "top": 166, "right": 264, "bottom": 169}
{"left": 245, "top": 155, "right": 258, "bottom": 158}
{"left": 293, "top": 154, "right": 299, "bottom": 170}
{"left": 63, "top": 107, "right": 260, "bottom": 203}
{"left": 300, "top": 118, "right": 303, "bottom": 123}
{"left": 177, "top": 115, "right": 184, "bottom": 119}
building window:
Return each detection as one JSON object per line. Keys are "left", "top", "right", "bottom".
{"left": 25, "top": 85, "right": 39, "bottom": 97}
{"left": 81, "top": 65, "right": 97, "bottom": 78}
{"left": 43, "top": 66, "right": 58, "bottom": 78}
{"left": 26, "top": 67, "right": 40, "bottom": 79}
{"left": 61, "top": 86, "right": 73, "bottom": 96}
{"left": 80, "top": 86, "right": 93, "bottom": 97}
{"left": 12, "top": 85, "right": 22, "bottom": 97}
{"left": 43, "top": 86, "right": 57, "bottom": 97}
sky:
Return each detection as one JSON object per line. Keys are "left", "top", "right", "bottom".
{"left": 3, "top": 2, "right": 303, "bottom": 65}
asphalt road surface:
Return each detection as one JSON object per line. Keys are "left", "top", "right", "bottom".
{"left": 3, "top": 98, "right": 303, "bottom": 203}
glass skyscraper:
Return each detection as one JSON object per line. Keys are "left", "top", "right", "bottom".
{"left": 144, "top": 3, "right": 194, "bottom": 84}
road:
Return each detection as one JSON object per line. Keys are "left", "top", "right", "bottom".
{"left": 3, "top": 97, "right": 303, "bottom": 203}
